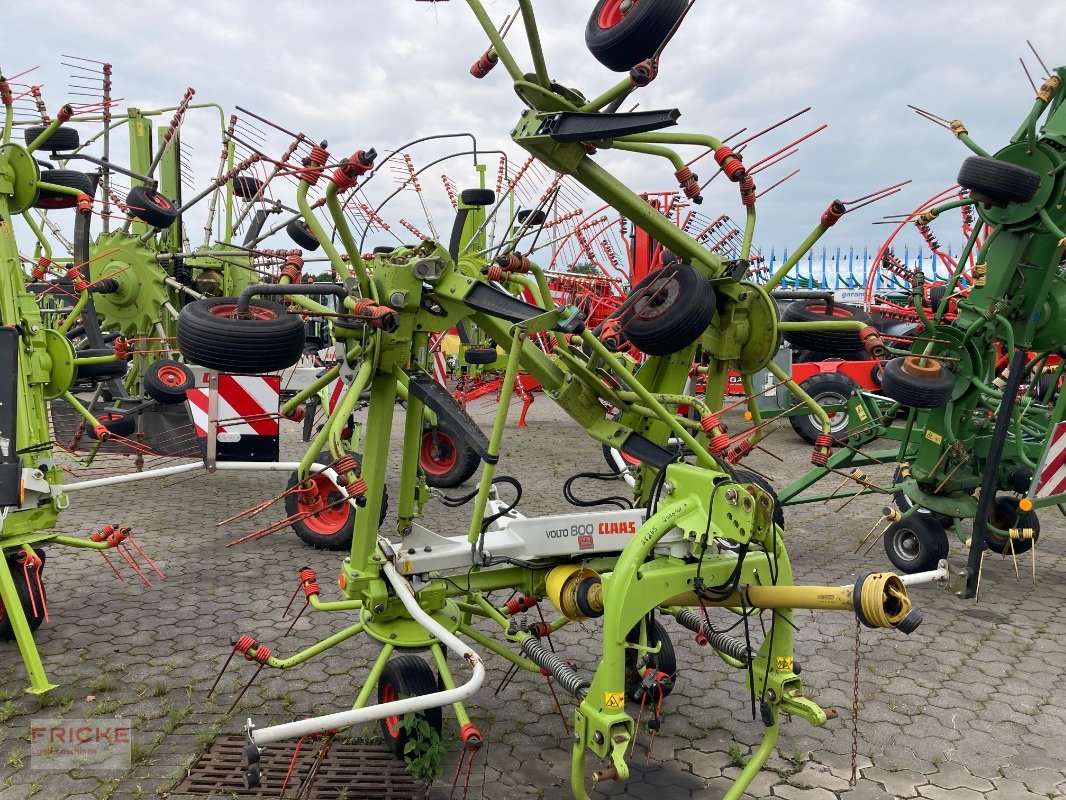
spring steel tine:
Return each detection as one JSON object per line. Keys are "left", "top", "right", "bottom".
{"left": 756, "top": 169, "right": 800, "bottom": 200}
{"left": 206, "top": 646, "right": 240, "bottom": 699}
{"left": 1026, "top": 40, "right": 1051, "bottom": 78}
{"left": 544, "top": 674, "right": 570, "bottom": 735}
{"left": 225, "top": 664, "right": 266, "bottom": 716}
{"left": 282, "top": 576, "right": 306, "bottom": 617}
{"left": 235, "top": 105, "right": 306, "bottom": 142}
{"left": 1019, "top": 58, "right": 1039, "bottom": 94}
{"left": 97, "top": 551, "right": 125, "bottom": 581}
{"left": 494, "top": 661, "right": 521, "bottom": 696}
{"left": 124, "top": 534, "right": 164, "bottom": 579}
{"left": 284, "top": 602, "right": 309, "bottom": 637}
{"left": 114, "top": 544, "right": 153, "bottom": 588}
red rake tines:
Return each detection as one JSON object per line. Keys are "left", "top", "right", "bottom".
{"left": 88, "top": 524, "right": 164, "bottom": 588}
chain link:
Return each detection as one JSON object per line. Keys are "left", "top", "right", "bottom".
{"left": 851, "top": 617, "right": 861, "bottom": 786}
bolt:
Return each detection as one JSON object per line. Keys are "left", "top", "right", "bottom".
{"left": 374, "top": 603, "right": 385, "bottom": 614}
{"left": 661, "top": 481, "right": 674, "bottom": 496}
{"left": 389, "top": 633, "right": 397, "bottom": 640}
{"left": 593, "top": 731, "right": 604, "bottom": 745}
{"left": 725, "top": 488, "right": 739, "bottom": 504}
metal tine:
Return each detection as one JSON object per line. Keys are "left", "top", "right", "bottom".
{"left": 755, "top": 169, "right": 799, "bottom": 200}
{"left": 1026, "top": 40, "right": 1051, "bottom": 78}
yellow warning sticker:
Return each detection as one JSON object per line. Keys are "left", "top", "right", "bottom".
{"left": 925, "top": 429, "right": 943, "bottom": 445}
{"left": 776, "top": 656, "right": 794, "bottom": 672}
{"left": 604, "top": 692, "right": 625, "bottom": 709}
{"left": 856, "top": 405, "right": 868, "bottom": 422}
{"left": 402, "top": 560, "right": 413, "bottom": 573}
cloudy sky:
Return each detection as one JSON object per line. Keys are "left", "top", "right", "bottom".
{"left": 2, "top": 1, "right": 1062, "bottom": 264}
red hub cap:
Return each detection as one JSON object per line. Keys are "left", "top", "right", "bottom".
{"left": 420, "top": 430, "right": 457, "bottom": 475}
{"left": 209, "top": 303, "right": 278, "bottom": 321}
{"left": 598, "top": 0, "right": 637, "bottom": 28}
{"left": 807, "top": 304, "right": 854, "bottom": 319}
{"left": 295, "top": 474, "right": 350, "bottom": 535}
{"left": 381, "top": 682, "right": 401, "bottom": 737}
{"left": 156, "top": 364, "right": 188, "bottom": 388}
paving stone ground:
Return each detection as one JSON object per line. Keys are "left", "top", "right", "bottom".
{"left": 0, "top": 397, "right": 1063, "bottom": 799}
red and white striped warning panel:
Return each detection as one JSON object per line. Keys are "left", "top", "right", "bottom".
{"left": 1034, "top": 421, "right": 1066, "bottom": 499}
{"left": 429, "top": 331, "right": 448, "bottom": 386}
{"left": 186, "top": 374, "right": 281, "bottom": 462}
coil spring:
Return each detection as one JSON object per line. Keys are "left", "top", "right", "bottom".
{"left": 332, "top": 454, "right": 358, "bottom": 475}
{"left": 675, "top": 609, "right": 753, "bottom": 663}
{"left": 520, "top": 637, "right": 589, "bottom": 699}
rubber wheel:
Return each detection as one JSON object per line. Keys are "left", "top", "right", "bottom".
{"left": 177, "top": 297, "right": 306, "bottom": 373}
{"left": 984, "top": 496, "right": 1039, "bottom": 555}
{"left": 1034, "top": 373, "right": 1059, "bottom": 404}
{"left": 24, "top": 125, "right": 80, "bottom": 152}
{"left": 463, "top": 347, "right": 497, "bottom": 365}
{"left": 602, "top": 443, "right": 640, "bottom": 474}
{"left": 733, "top": 469, "right": 784, "bottom": 529}
{"left": 378, "top": 655, "right": 443, "bottom": 759}
{"left": 36, "top": 170, "right": 94, "bottom": 209}
{"left": 284, "top": 451, "right": 388, "bottom": 550}
{"left": 781, "top": 300, "right": 872, "bottom": 356}
{"left": 143, "top": 359, "right": 195, "bottom": 404}
{"left": 232, "top": 176, "right": 263, "bottom": 200}
{"left": 625, "top": 617, "right": 676, "bottom": 701}
{"left": 957, "top": 156, "right": 1040, "bottom": 208}
{"left": 516, "top": 209, "right": 547, "bottom": 225}
{"left": 620, "top": 263, "right": 715, "bottom": 357}
{"left": 793, "top": 349, "right": 867, "bottom": 363}
{"left": 883, "top": 514, "right": 949, "bottom": 574}
{"left": 879, "top": 357, "right": 954, "bottom": 408}
{"left": 126, "top": 185, "right": 179, "bottom": 228}
{"left": 420, "top": 425, "right": 480, "bottom": 488}
{"left": 585, "top": 0, "right": 689, "bottom": 72}
{"left": 789, "top": 372, "right": 858, "bottom": 445}
{"left": 75, "top": 348, "right": 128, "bottom": 383}
{"left": 86, "top": 411, "right": 137, "bottom": 440}
{"left": 927, "top": 284, "right": 948, "bottom": 311}
{"left": 286, "top": 219, "right": 320, "bottom": 251}
{"left": 890, "top": 466, "right": 954, "bottom": 528}
{"left": 460, "top": 188, "right": 495, "bottom": 206}
{"left": 0, "top": 549, "right": 47, "bottom": 642}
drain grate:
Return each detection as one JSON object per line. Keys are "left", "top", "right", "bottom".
{"left": 177, "top": 734, "right": 427, "bottom": 799}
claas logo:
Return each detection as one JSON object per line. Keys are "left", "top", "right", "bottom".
{"left": 598, "top": 521, "right": 637, "bottom": 535}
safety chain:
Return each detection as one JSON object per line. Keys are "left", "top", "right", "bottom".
{"left": 850, "top": 618, "right": 861, "bottom": 785}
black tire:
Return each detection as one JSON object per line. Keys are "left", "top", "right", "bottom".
{"left": 86, "top": 411, "right": 137, "bottom": 440}
{"left": 620, "top": 263, "right": 715, "bottom": 357}
{"left": 420, "top": 425, "right": 480, "bottom": 488}
{"left": 463, "top": 347, "right": 497, "bottom": 365}
{"left": 516, "top": 209, "right": 547, "bottom": 226}
{"left": 733, "top": 469, "right": 785, "bottom": 529}
{"left": 585, "top": 0, "right": 689, "bottom": 72}
{"left": 985, "top": 496, "right": 1039, "bottom": 556}
{"left": 883, "top": 514, "right": 949, "bottom": 574}
{"left": 126, "top": 185, "right": 179, "bottom": 228}
{"left": 1034, "top": 373, "right": 1059, "bottom": 403}
{"left": 957, "top": 156, "right": 1040, "bottom": 208}
{"left": 36, "top": 169, "right": 94, "bottom": 209}
{"left": 24, "top": 125, "right": 80, "bottom": 152}
{"left": 143, "top": 359, "right": 195, "bottom": 404}
{"left": 625, "top": 617, "right": 676, "bottom": 701}
{"left": 789, "top": 372, "right": 858, "bottom": 445}
{"left": 177, "top": 297, "right": 305, "bottom": 373}
{"left": 927, "top": 284, "right": 948, "bottom": 311}
{"left": 879, "top": 357, "right": 954, "bottom": 408}
{"left": 0, "top": 549, "right": 47, "bottom": 642}
{"left": 285, "top": 451, "right": 388, "bottom": 550}
{"left": 781, "top": 300, "right": 872, "bottom": 356}
{"left": 460, "top": 188, "right": 495, "bottom": 206}
{"left": 378, "top": 655, "right": 443, "bottom": 759}
{"left": 232, "top": 176, "right": 263, "bottom": 200}
{"left": 75, "top": 348, "right": 128, "bottom": 383}
{"left": 890, "top": 466, "right": 954, "bottom": 528}
{"left": 286, "top": 219, "right": 320, "bottom": 251}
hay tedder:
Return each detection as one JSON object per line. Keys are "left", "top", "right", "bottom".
{"left": 781, "top": 56, "right": 1066, "bottom": 597}
{"left": 178, "top": 4, "right": 938, "bottom": 798}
